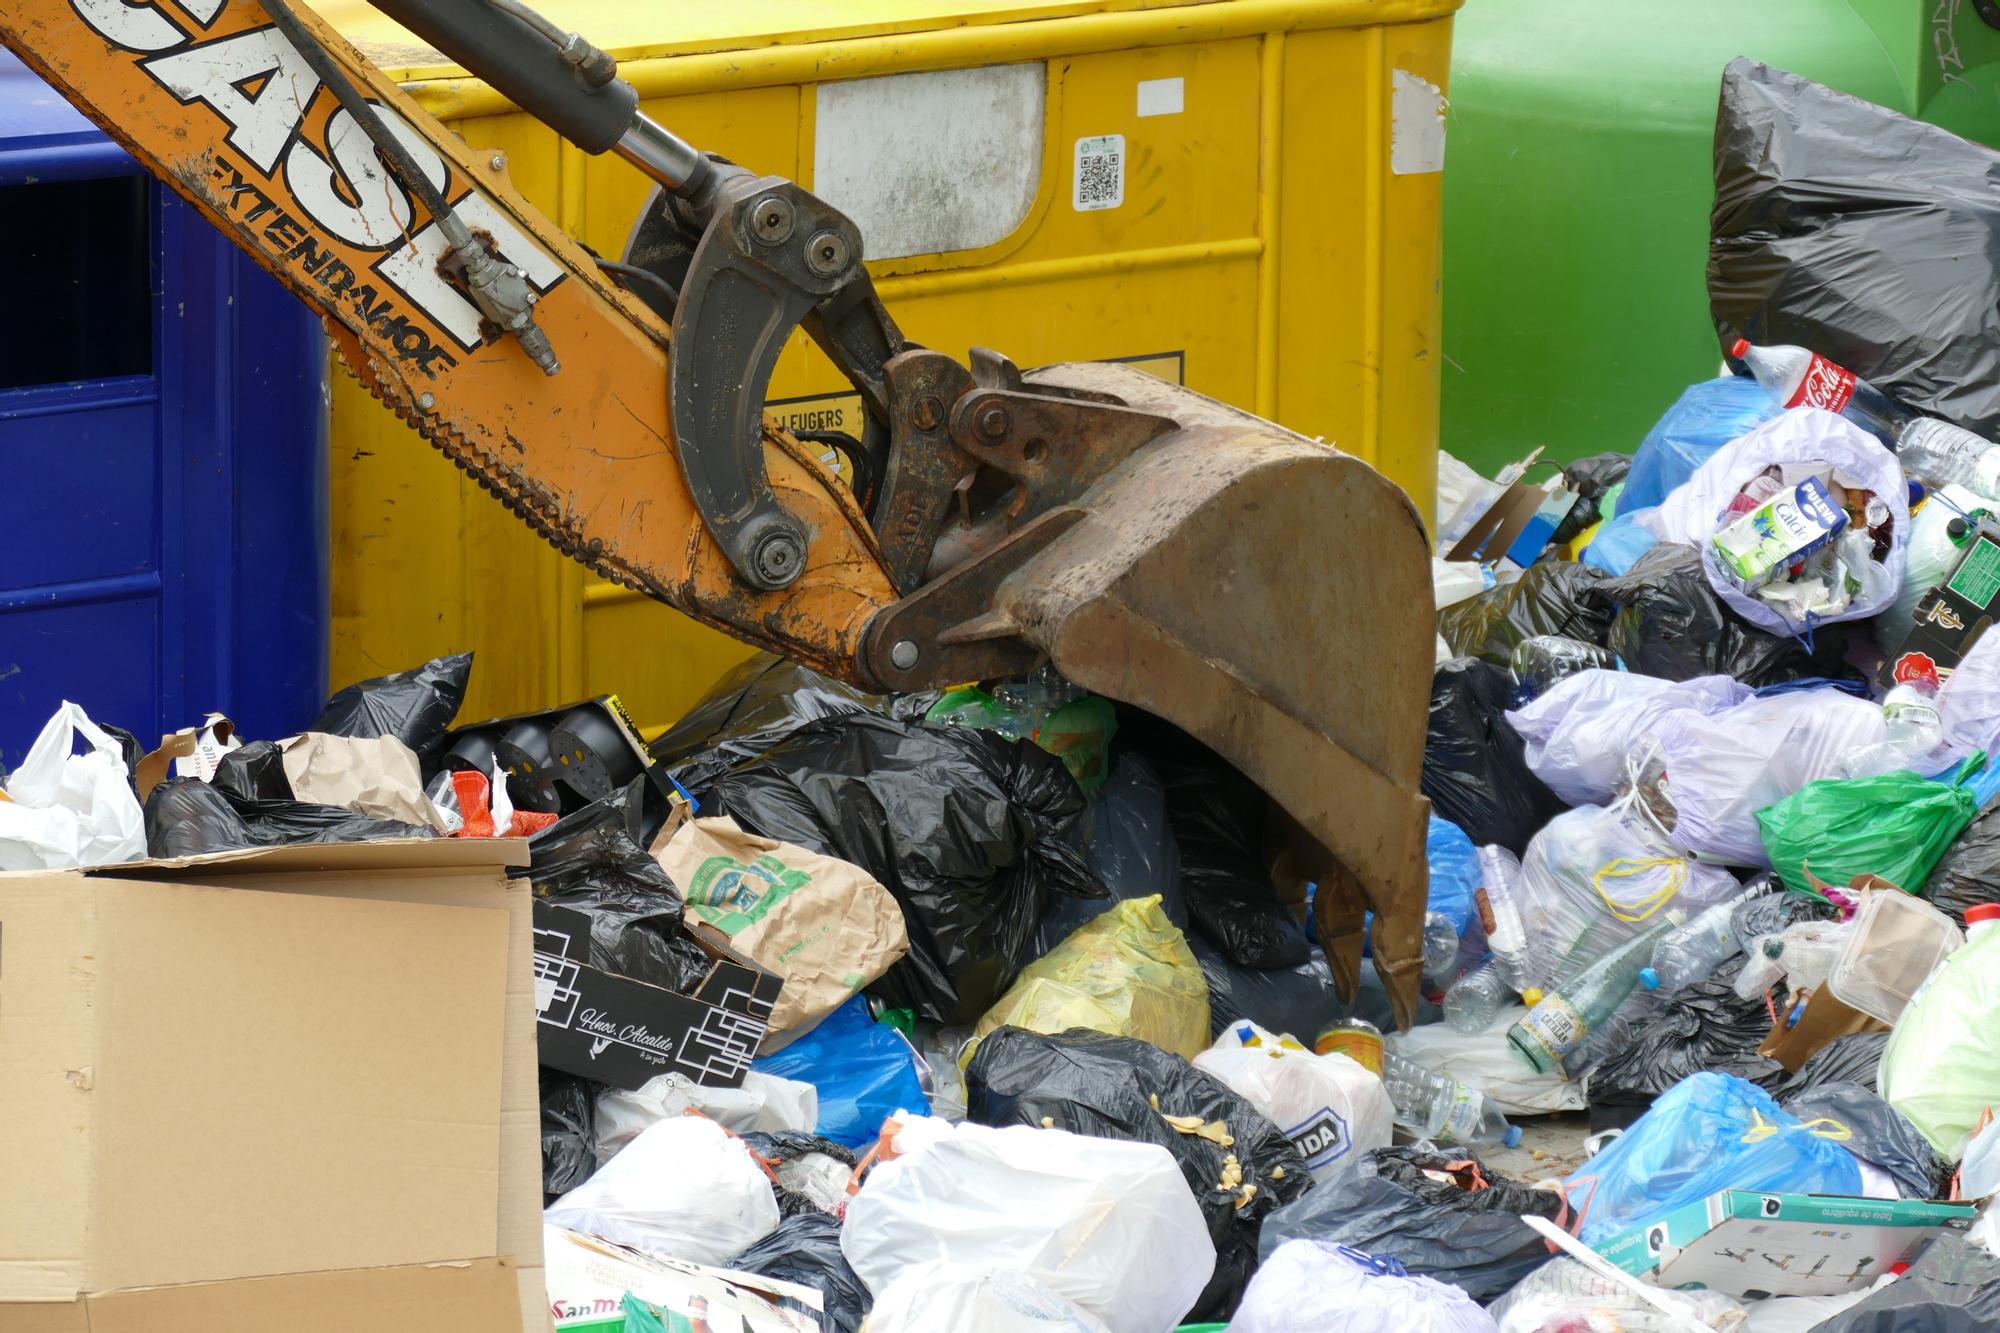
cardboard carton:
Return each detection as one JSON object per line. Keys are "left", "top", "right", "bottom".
{"left": 1597, "top": 1190, "right": 1975, "bottom": 1298}
{"left": 532, "top": 903, "right": 781, "bottom": 1090}
{"left": 0, "top": 839, "right": 548, "bottom": 1332}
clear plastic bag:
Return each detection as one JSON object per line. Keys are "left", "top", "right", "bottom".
{"left": 839, "top": 1116, "right": 1215, "bottom": 1333}
{"left": 1633, "top": 688, "right": 1887, "bottom": 866}
{"left": 1506, "top": 670, "right": 1752, "bottom": 807}
{"left": 1233, "top": 1240, "right": 1501, "bottom": 1333}
{"left": 1515, "top": 800, "right": 1743, "bottom": 995}
{"left": 0, "top": 701, "right": 147, "bottom": 870}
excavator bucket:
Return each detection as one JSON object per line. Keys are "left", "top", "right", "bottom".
{"left": 989, "top": 362, "right": 1437, "bottom": 1030}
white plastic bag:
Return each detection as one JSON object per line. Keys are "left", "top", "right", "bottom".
{"left": 840, "top": 1116, "right": 1214, "bottom": 1333}
{"left": 1487, "top": 1255, "right": 1744, "bottom": 1332}
{"left": 864, "top": 1262, "right": 1114, "bottom": 1333}
{"left": 0, "top": 701, "right": 148, "bottom": 870}
{"left": 1233, "top": 1239, "right": 1499, "bottom": 1333}
{"left": 1516, "top": 800, "right": 1742, "bottom": 992}
{"left": 1389, "top": 1005, "right": 1586, "bottom": 1116}
{"left": 593, "top": 1070, "right": 818, "bottom": 1166}
{"left": 1506, "top": 670, "right": 1752, "bottom": 806}
{"left": 1635, "top": 688, "right": 1887, "bottom": 865}
{"left": 1191, "top": 1021, "right": 1392, "bottom": 1182}
{"left": 1937, "top": 627, "right": 2000, "bottom": 767}
{"left": 1640, "top": 408, "right": 1909, "bottom": 634}
{"left": 544, "top": 1115, "right": 780, "bottom": 1265}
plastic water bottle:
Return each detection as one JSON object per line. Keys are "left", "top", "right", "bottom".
{"left": 1443, "top": 959, "right": 1512, "bottom": 1033}
{"left": 1423, "top": 911, "right": 1461, "bottom": 989}
{"left": 1732, "top": 338, "right": 1908, "bottom": 441}
{"left": 1507, "top": 912, "right": 1685, "bottom": 1074}
{"left": 1380, "top": 1049, "right": 1522, "bottom": 1148}
{"left": 1471, "top": 845, "right": 1536, "bottom": 997}
{"left": 1837, "top": 677, "right": 1944, "bottom": 779}
{"left": 1897, "top": 416, "right": 2000, "bottom": 501}
{"left": 1642, "top": 887, "right": 1764, "bottom": 995}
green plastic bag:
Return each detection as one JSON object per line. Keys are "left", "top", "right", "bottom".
{"left": 620, "top": 1292, "right": 701, "bottom": 1333}
{"left": 1756, "top": 757, "right": 1981, "bottom": 899}
{"left": 1880, "top": 923, "right": 2000, "bottom": 1154}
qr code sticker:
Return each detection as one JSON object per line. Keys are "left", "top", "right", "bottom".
{"left": 1074, "top": 134, "right": 1125, "bottom": 211}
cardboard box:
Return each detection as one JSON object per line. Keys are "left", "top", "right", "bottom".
{"left": 0, "top": 839, "right": 549, "bottom": 1333}
{"left": 1597, "top": 1190, "right": 1976, "bottom": 1298}
{"left": 533, "top": 903, "right": 780, "bottom": 1090}
{"left": 1711, "top": 475, "right": 1847, "bottom": 590}
{"left": 1881, "top": 520, "right": 2000, "bottom": 687}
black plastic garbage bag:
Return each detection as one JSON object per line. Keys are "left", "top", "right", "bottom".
{"left": 1710, "top": 60, "right": 2000, "bottom": 441}
{"left": 1924, "top": 804, "right": 2000, "bottom": 928}
{"left": 1774, "top": 1030, "right": 1892, "bottom": 1104}
{"left": 1422, "top": 659, "right": 1568, "bottom": 853}
{"left": 652, "top": 652, "right": 934, "bottom": 793}
{"left": 539, "top": 1071, "right": 597, "bottom": 1203}
{"left": 703, "top": 714, "right": 1103, "bottom": 1024}
{"left": 1586, "top": 543, "right": 1857, "bottom": 686}
{"left": 1437, "top": 560, "right": 1613, "bottom": 667}
{"left": 738, "top": 1130, "right": 859, "bottom": 1219}
{"left": 310, "top": 651, "right": 471, "bottom": 758}
{"left": 1192, "top": 935, "right": 1338, "bottom": 1041}
{"left": 1259, "top": 1144, "right": 1566, "bottom": 1301}
{"left": 1812, "top": 1233, "right": 2000, "bottom": 1333}
{"left": 1587, "top": 961, "right": 1785, "bottom": 1132}
{"left": 1036, "top": 753, "right": 1187, "bottom": 957}
{"left": 1553, "top": 452, "right": 1635, "bottom": 546}
{"left": 143, "top": 776, "right": 432, "bottom": 857}
{"left": 726, "top": 1213, "right": 869, "bottom": 1333}
{"left": 210, "top": 738, "right": 292, "bottom": 802}
{"left": 966, "top": 1026, "right": 1311, "bottom": 1319}
{"left": 1149, "top": 748, "right": 1310, "bottom": 969}
{"left": 524, "top": 820, "right": 705, "bottom": 994}
{"left": 1781, "top": 1082, "right": 1950, "bottom": 1202}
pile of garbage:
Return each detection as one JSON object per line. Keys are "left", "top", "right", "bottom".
{"left": 17, "top": 57, "right": 2000, "bottom": 1333}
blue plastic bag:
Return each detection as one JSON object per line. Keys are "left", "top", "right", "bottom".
{"left": 1563, "top": 1072, "right": 1862, "bottom": 1245}
{"left": 1580, "top": 510, "right": 1659, "bottom": 576}
{"left": 1425, "top": 815, "right": 1480, "bottom": 934}
{"left": 753, "top": 996, "right": 928, "bottom": 1149}
{"left": 1621, "top": 376, "right": 1780, "bottom": 513}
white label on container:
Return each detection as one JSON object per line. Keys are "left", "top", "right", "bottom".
{"left": 1074, "top": 134, "right": 1126, "bottom": 211}
{"left": 1390, "top": 68, "right": 1447, "bottom": 175}
{"left": 1137, "top": 76, "right": 1185, "bottom": 117}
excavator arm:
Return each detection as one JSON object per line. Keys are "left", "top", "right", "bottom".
{"left": 0, "top": 0, "right": 1440, "bottom": 1026}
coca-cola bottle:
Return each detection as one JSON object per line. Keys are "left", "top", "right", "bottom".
{"left": 1732, "top": 338, "right": 1908, "bottom": 441}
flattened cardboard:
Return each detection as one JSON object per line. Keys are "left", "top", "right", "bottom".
{"left": 1, "top": 1257, "right": 521, "bottom": 1333}
{"left": 1597, "top": 1190, "right": 1975, "bottom": 1298}
{"left": 1444, "top": 480, "right": 1547, "bottom": 564}
{"left": 1759, "top": 987, "right": 1887, "bottom": 1073}
{"left": 533, "top": 903, "right": 779, "bottom": 1090}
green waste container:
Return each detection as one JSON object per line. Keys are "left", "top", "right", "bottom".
{"left": 1443, "top": 0, "right": 2000, "bottom": 476}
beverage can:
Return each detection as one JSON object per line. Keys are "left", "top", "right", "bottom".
{"left": 1313, "top": 1018, "right": 1383, "bottom": 1074}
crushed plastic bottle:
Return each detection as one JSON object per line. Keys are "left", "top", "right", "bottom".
{"left": 1837, "top": 675, "right": 1944, "bottom": 779}
{"left": 1507, "top": 912, "right": 1685, "bottom": 1075}
{"left": 1897, "top": 416, "right": 2000, "bottom": 501}
{"left": 1471, "top": 845, "right": 1536, "bottom": 996}
{"left": 1509, "top": 635, "right": 1617, "bottom": 702}
{"left": 1732, "top": 337, "right": 1908, "bottom": 442}
{"left": 1442, "top": 959, "right": 1513, "bottom": 1034}
{"left": 1423, "top": 911, "right": 1461, "bottom": 990}
{"left": 1732, "top": 919, "right": 1852, "bottom": 1000}
{"left": 1380, "top": 1048, "right": 1522, "bottom": 1148}
{"left": 1641, "top": 885, "right": 1767, "bottom": 995}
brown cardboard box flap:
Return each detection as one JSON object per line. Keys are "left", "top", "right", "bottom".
{"left": 79, "top": 836, "right": 529, "bottom": 878}
{"left": 1759, "top": 987, "right": 1889, "bottom": 1073}
{"left": 1, "top": 1258, "right": 522, "bottom": 1333}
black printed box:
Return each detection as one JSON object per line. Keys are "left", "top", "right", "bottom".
{"left": 532, "top": 902, "right": 781, "bottom": 1090}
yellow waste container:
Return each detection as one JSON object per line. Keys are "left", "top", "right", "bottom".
{"left": 319, "top": 0, "right": 1459, "bottom": 734}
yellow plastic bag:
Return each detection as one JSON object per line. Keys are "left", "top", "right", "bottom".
{"left": 967, "top": 895, "right": 1209, "bottom": 1062}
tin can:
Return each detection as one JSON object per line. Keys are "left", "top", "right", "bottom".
{"left": 1313, "top": 1017, "right": 1384, "bottom": 1074}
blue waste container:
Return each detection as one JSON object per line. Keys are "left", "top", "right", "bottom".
{"left": 0, "top": 53, "right": 327, "bottom": 769}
